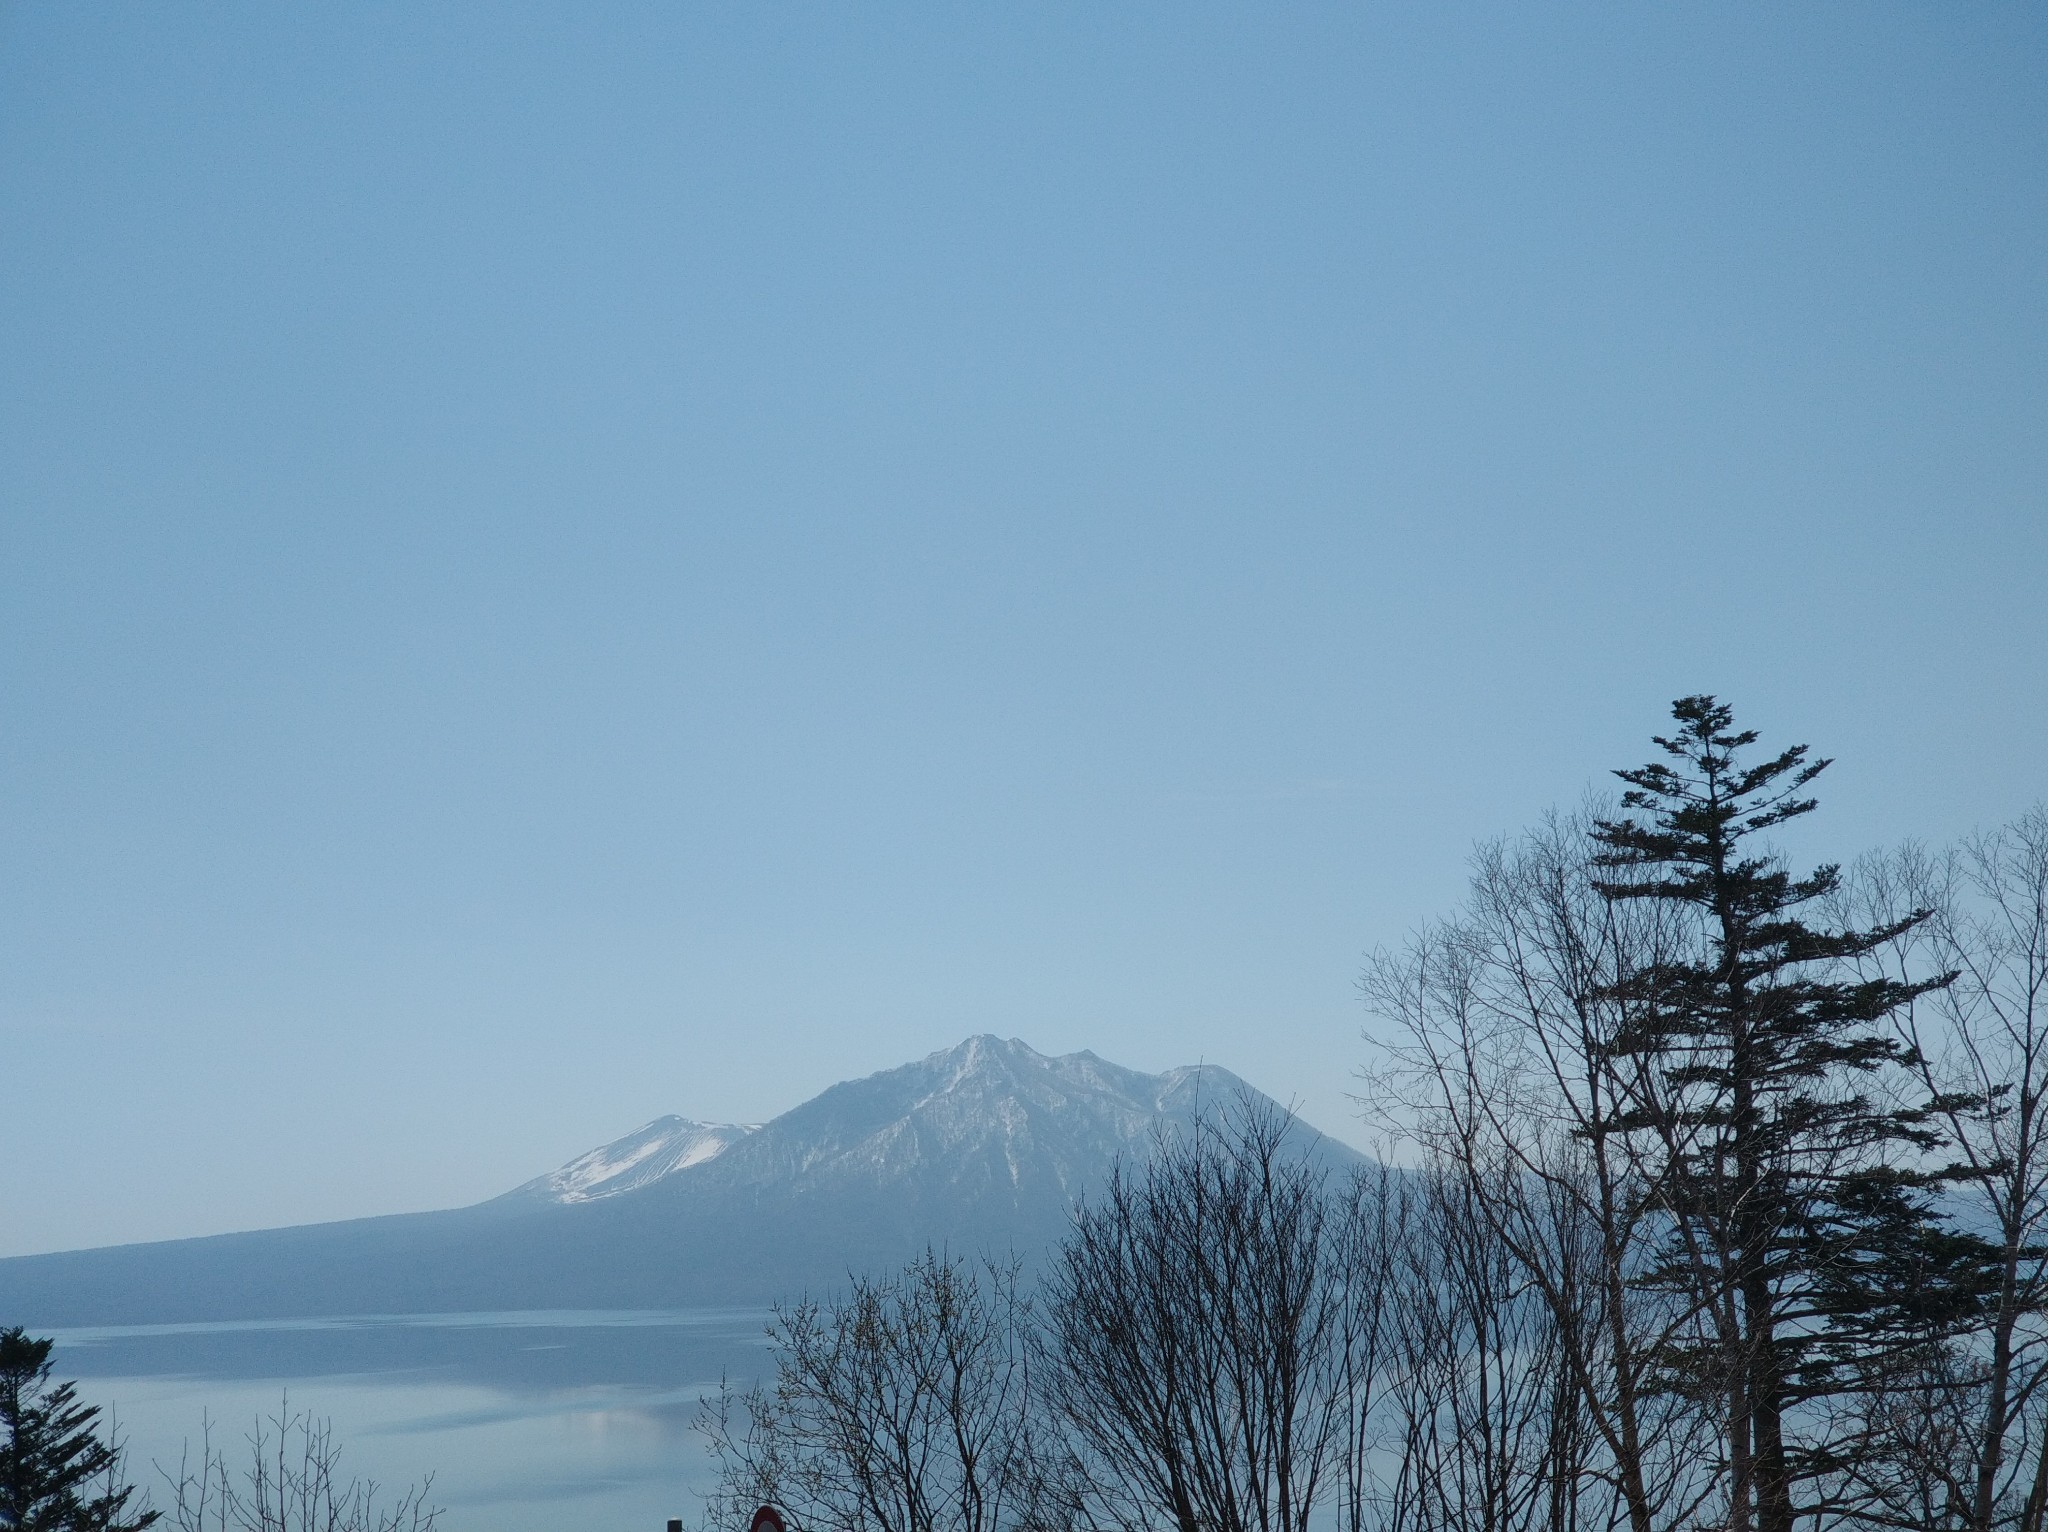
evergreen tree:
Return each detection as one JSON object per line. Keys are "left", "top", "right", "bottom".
{"left": 1591, "top": 696, "right": 1995, "bottom": 1532}
{"left": 0, "top": 1328, "right": 156, "bottom": 1532}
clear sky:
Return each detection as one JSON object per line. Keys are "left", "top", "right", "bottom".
{"left": 3, "top": 4, "right": 2043, "bottom": 1257}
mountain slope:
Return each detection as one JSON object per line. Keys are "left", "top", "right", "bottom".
{"left": 0, "top": 1037, "right": 1365, "bottom": 1326}
{"left": 505, "top": 1116, "right": 755, "bottom": 1203}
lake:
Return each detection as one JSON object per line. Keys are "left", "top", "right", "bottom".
{"left": 49, "top": 1310, "right": 778, "bottom": 1532}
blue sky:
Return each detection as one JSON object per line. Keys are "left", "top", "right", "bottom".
{"left": 3, "top": 3, "right": 2043, "bottom": 1256}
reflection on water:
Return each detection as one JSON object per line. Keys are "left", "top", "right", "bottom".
{"left": 50, "top": 1311, "right": 777, "bottom": 1532}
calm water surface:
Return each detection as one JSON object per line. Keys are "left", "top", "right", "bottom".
{"left": 51, "top": 1310, "right": 776, "bottom": 1532}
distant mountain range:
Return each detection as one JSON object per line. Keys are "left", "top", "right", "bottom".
{"left": 0, "top": 1036, "right": 1365, "bottom": 1327}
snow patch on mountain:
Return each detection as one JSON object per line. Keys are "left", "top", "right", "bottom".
{"left": 512, "top": 1116, "right": 755, "bottom": 1203}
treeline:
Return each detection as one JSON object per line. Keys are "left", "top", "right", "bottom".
{"left": 699, "top": 698, "right": 2048, "bottom": 1532}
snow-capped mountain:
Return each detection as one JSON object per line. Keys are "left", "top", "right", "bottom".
{"left": 510, "top": 1116, "right": 755, "bottom": 1203}
{"left": 667, "top": 1034, "right": 1295, "bottom": 1202}
{"left": 505, "top": 1035, "right": 1297, "bottom": 1210}
{"left": 0, "top": 1036, "right": 1366, "bottom": 1326}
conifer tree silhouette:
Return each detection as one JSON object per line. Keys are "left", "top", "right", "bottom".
{"left": 1592, "top": 696, "right": 1996, "bottom": 1532}
{"left": 0, "top": 1327, "right": 156, "bottom": 1532}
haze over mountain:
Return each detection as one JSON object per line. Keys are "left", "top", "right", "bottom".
{"left": 0, "top": 1037, "right": 1366, "bottom": 1327}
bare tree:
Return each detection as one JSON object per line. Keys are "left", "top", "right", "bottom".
{"left": 1332, "top": 1162, "right": 1406, "bottom": 1532}
{"left": 158, "top": 1402, "right": 437, "bottom": 1532}
{"left": 1363, "top": 811, "right": 1720, "bottom": 1532}
{"left": 697, "top": 1250, "right": 1039, "bottom": 1532}
{"left": 1040, "top": 1102, "right": 1385, "bottom": 1532}
{"left": 1374, "top": 1159, "right": 1615, "bottom": 1532}
{"left": 1845, "top": 805, "right": 2048, "bottom": 1532}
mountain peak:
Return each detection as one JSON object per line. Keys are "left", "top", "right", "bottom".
{"left": 926, "top": 1032, "right": 1035, "bottom": 1067}
{"left": 510, "top": 1115, "right": 754, "bottom": 1204}
{"left": 509, "top": 1035, "right": 1355, "bottom": 1213}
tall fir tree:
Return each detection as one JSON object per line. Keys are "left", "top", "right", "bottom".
{"left": 1591, "top": 697, "right": 1994, "bottom": 1532}
{"left": 0, "top": 1328, "right": 156, "bottom": 1532}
